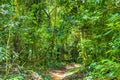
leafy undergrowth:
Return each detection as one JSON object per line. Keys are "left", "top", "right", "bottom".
{"left": 46, "top": 61, "right": 66, "bottom": 70}
{"left": 0, "top": 63, "right": 52, "bottom": 80}
{"left": 1, "top": 60, "right": 119, "bottom": 80}
{"left": 65, "top": 59, "right": 120, "bottom": 80}
{"left": 84, "top": 59, "right": 120, "bottom": 80}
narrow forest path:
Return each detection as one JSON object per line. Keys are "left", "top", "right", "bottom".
{"left": 48, "top": 64, "right": 81, "bottom": 80}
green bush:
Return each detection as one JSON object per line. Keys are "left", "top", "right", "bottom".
{"left": 85, "top": 59, "right": 120, "bottom": 80}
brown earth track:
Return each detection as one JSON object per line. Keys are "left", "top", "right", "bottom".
{"left": 49, "top": 64, "right": 80, "bottom": 80}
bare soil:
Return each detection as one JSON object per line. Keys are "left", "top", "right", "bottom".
{"left": 48, "top": 64, "right": 81, "bottom": 80}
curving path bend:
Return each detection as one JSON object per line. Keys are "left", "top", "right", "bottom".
{"left": 49, "top": 64, "right": 80, "bottom": 80}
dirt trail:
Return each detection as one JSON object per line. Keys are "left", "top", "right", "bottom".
{"left": 49, "top": 64, "right": 80, "bottom": 80}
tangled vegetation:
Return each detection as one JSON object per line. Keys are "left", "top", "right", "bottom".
{"left": 0, "top": 0, "right": 120, "bottom": 80}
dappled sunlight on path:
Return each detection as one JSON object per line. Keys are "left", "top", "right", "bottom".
{"left": 49, "top": 64, "right": 81, "bottom": 80}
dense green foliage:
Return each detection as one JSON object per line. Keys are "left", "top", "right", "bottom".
{"left": 0, "top": 0, "right": 120, "bottom": 79}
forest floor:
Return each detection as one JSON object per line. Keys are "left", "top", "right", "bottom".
{"left": 48, "top": 64, "right": 82, "bottom": 80}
